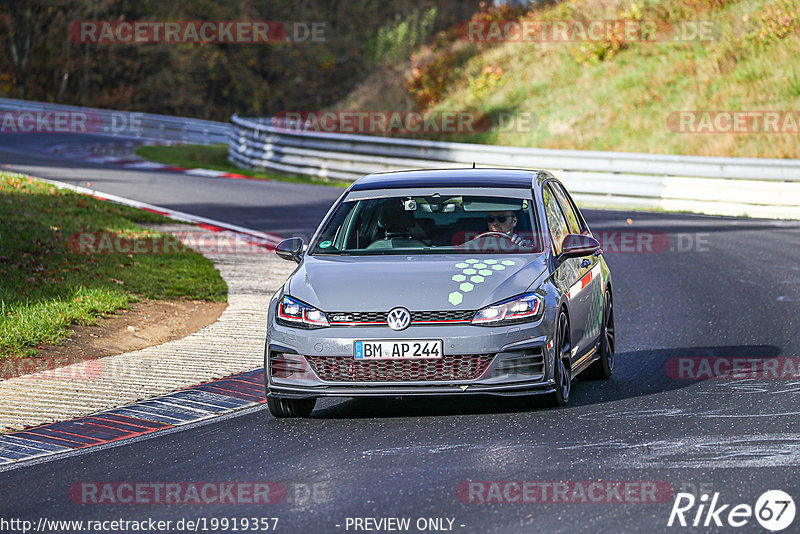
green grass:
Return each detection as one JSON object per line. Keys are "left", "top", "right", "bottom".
{"left": 341, "top": 0, "right": 800, "bottom": 159}
{"left": 0, "top": 173, "right": 227, "bottom": 358}
{"left": 135, "top": 144, "right": 349, "bottom": 188}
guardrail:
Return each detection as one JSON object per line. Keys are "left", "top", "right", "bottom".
{"left": 229, "top": 114, "right": 800, "bottom": 219}
{"left": 0, "top": 98, "right": 230, "bottom": 144}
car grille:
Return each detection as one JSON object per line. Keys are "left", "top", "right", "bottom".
{"left": 411, "top": 310, "right": 474, "bottom": 322}
{"left": 306, "top": 354, "right": 494, "bottom": 382}
{"left": 327, "top": 310, "right": 474, "bottom": 325}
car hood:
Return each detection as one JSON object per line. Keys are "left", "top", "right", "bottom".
{"left": 288, "top": 254, "right": 548, "bottom": 311}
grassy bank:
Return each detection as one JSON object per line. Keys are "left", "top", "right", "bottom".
{"left": 0, "top": 173, "right": 227, "bottom": 358}
{"left": 135, "top": 144, "right": 349, "bottom": 188}
{"left": 340, "top": 0, "right": 800, "bottom": 158}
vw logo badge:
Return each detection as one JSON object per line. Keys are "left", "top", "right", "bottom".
{"left": 387, "top": 307, "right": 411, "bottom": 331}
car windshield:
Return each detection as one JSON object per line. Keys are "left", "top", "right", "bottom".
{"left": 310, "top": 193, "right": 542, "bottom": 255}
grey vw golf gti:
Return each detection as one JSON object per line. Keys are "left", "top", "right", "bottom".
{"left": 266, "top": 169, "right": 615, "bottom": 417}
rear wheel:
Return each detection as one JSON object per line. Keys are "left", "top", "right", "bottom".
{"left": 546, "top": 311, "right": 572, "bottom": 407}
{"left": 267, "top": 396, "right": 316, "bottom": 418}
{"left": 584, "top": 290, "right": 615, "bottom": 380}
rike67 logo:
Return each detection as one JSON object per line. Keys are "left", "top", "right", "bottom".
{"left": 668, "top": 490, "right": 795, "bottom": 531}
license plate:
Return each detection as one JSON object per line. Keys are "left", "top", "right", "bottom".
{"left": 354, "top": 340, "right": 443, "bottom": 360}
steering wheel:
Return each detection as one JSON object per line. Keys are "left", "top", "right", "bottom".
{"left": 471, "top": 231, "right": 514, "bottom": 241}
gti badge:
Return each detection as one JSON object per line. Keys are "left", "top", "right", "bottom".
{"left": 387, "top": 307, "right": 411, "bottom": 331}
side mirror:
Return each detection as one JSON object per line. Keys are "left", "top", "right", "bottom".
{"left": 275, "top": 237, "right": 304, "bottom": 263}
{"left": 556, "top": 234, "right": 600, "bottom": 264}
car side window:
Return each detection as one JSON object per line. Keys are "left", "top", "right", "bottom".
{"left": 543, "top": 183, "right": 570, "bottom": 255}
{"left": 552, "top": 183, "right": 584, "bottom": 235}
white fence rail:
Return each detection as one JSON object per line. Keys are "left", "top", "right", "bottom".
{"left": 0, "top": 98, "right": 230, "bottom": 144}
{"left": 229, "top": 114, "right": 800, "bottom": 219}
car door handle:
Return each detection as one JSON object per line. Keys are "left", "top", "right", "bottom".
{"left": 580, "top": 259, "right": 591, "bottom": 268}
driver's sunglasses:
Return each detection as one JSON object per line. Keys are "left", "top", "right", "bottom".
{"left": 486, "top": 216, "right": 509, "bottom": 223}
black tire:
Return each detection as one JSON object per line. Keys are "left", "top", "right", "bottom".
{"left": 546, "top": 310, "right": 572, "bottom": 407}
{"left": 584, "top": 290, "right": 615, "bottom": 380}
{"left": 267, "top": 396, "right": 316, "bottom": 418}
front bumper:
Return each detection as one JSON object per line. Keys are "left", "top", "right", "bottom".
{"left": 266, "top": 320, "right": 555, "bottom": 398}
{"left": 268, "top": 380, "right": 557, "bottom": 399}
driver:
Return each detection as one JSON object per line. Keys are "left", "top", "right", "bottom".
{"left": 486, "top": 210, "right": 529, "bottom": 246}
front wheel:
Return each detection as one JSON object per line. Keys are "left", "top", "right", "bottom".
{"left": 546, "top": 311, "right": 572, "bottom": 407}
{"left": 267, "top": 396, "right": 316, "bottom": 418}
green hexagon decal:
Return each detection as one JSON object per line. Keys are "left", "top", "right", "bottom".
{"left": 449, "top": 258, "right": 501, "bottom": 306}
{"left": 501, "top": 260, "right": 516, "bottom": 266}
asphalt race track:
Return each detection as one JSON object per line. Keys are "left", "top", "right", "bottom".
{"left": 0, "top": 133, "right": 341, "bottom": 239}
{"left": 2, "top": 133, "right": 800, "bottom": 533}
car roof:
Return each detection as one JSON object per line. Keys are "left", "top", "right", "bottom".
{"left": 350, "top": 168, "right": 542, "bottom": 191}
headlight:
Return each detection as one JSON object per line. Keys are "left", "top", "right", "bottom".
{"left": 277, "top": 295, "right": 330, "bottom": 329}
{"left": 471, "top": 293, "right": 544, "bottom": 326}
